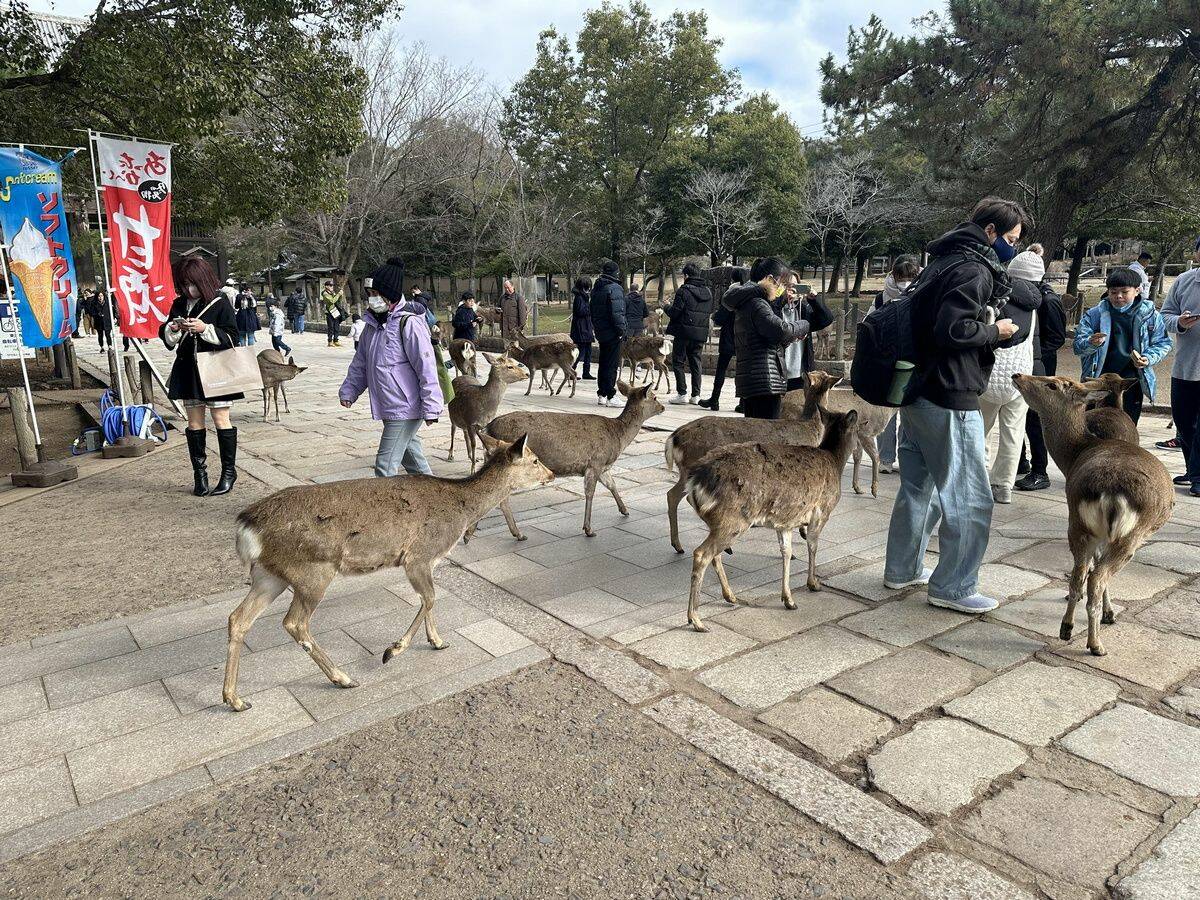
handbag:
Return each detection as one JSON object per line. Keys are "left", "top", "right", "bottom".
{"left": 188, "top": 298, "right": 265, "bottom": 397}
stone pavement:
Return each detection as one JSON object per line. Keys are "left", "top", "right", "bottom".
{"left": 3, "top": 331, "right": 1199, "bottom": 898}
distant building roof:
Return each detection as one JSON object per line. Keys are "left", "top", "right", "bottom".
{"left": 30, "top": 12, "right": 87, "bottom": 65}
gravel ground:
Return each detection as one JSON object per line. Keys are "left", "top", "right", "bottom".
{"left": 0, "top": 444, "right": 271, "bottom": 643}
{"left": 1, "top": 663, "right": 915, "bottom": 900}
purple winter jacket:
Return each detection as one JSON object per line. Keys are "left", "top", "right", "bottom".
{"left": 339, "top": 301, "right": 444, "bottom": 421}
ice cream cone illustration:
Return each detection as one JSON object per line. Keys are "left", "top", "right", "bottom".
{"left": 9, "top": 218, "right": 55, "bottom": 340}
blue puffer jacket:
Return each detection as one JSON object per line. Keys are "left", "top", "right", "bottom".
{"left": 1073, "top": 297, "right": 1172, "bottom": 401}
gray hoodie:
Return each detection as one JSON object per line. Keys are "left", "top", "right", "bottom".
{"left": 1161, "top": 268, "right": 1200, "bottom": 381}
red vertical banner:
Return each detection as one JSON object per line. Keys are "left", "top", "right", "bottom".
{"left": 96, "top": 136, "right": 173, "bottom": 339}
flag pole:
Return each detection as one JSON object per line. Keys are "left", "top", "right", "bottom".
{"left": 0, "top": 243, "right": 43, "bottom": 449}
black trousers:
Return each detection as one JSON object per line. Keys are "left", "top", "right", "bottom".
{"left": 741, "top": 393, "right": 782, "bottom": 420}
{"left": 786, "top": 376, "right": 806, "bottom": 392}
{"left": 673, "top": 338, "right": 703, "bottom": 396}
{"left": 575, "top": 341, "right": 593, "bottom": 376}
{"left": 326, "top": 313, "right": 340, "bottom": 343}
{"left": 96, "top": 326, "right": 112, "bottom": 350}
{"left": 1023, "top": 352, "right": 1057, "bottom": 475}
{"left": 597, "top": 338, "right": 622, "bottom": 399}
{"left": 1171, "top": 377, "right": 1200, "bottom": 482}
{"left": 708, "top": 347, "right": 734, "bottom": 401}
{"left": 1121, "top": 379, "right": 1144, "bottom": 424}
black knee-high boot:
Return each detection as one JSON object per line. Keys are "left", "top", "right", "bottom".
{"left": 210, "top": 427, "right": 238, "bottom": 495}
{"left": 185, "top": 428, "right": 210, "bottom": 496}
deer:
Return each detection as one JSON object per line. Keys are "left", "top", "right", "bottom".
{"left": 448, "top": 339, "right": 477, "bottom": 379}
{"left": 782, "top": 384, "right": 891, "bottom": 498}
{"left": 257, "top": 349, "right": 307, "bottom": 422}
{"left": 644, "top": 307, "right": 666, "bottom": 337}
{"left": 664, "top": 370, "right": 841, "bottom": 553}
{"left": 478, "top": 381, "right": 665, "bottom": 539}
{"left": 476, "top": 307, "right": 500, "bottom": 336}
{"left": 1011, "top": 373, "right": 1173, "bottom": 656}
{"left": 516, "top": 331, "right": 573, "bottom": 391}
{"left": 1079, "top": 374, "right": 1140, "bottom": 443}
{"left": 506, "top": 340, "right": 578, "bottom": 398}
{"left": 222, "top": 434, "right": 553, "bottom": 712}
{"left": 447, "top": 352, "right": 527, "bottom": 471}
{"left": 684, "top": 409, "right": 860, "bottom": 633}
{"left": 621, "top": 334, "right": 671, "bottom": 388}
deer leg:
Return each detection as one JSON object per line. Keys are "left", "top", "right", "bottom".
{"left": 778, "top": 529, "right": 795, "bottom": 610}
{"left": 466, "top": 426, "right": 477, "bottom": 474}
{"left": 851, "top": 443, "right": 864, "bottom": 495}
{"left": 712, "top": 553, "right": 738, "bottom": 604}
{"left": 566, "top": 364, "right": 577, "bottom": 398}
{"left": 1102, "top": 585, "right": 1116, "bottom": 625}
{"left": 1089, "top": 539, "right": 1137, "bottom": 654}
{"left": 667, "top": 472, "right": 688, "bottom": 554}
{"left": 525, "top": 369, "right": 535, "bottom": 396}
{"left": 554, "top": 364, "right": 568, "bottom": 395}
{"left": 805, "top": 511, "right": 829, "bottom": 592}
{"left": 689, "top": 536, "right": 719, "bottom": 632}
{"left": 861, "top": 434, "right": 880, "bottom": 498}
{"left": 1062, "top": 524, "right": 1101, "bottom": 641}
{"left": 583, "top": 469, "right": 599, "bottom": 537}
{"left": 281, "top": 384, "right": 291, "bottom": 414}
{"left": 498, "top": 498, "right": 526, "bottom": 541}
{"left": 282, "top": 577, "right": 357, "bottom": 689}
{"left": 447, "top": 424, "right": 456, "bottom": 462}
{"left": 408, "top": 561, "right": 449, "bottom": 651}
{"left": 597, "top": 470, "right": 628, "bottom": 516}
{"left": 261, "top": 388, "right": 269, "bottom": 420}
{"left": 223, "top": 566, "right": 288, "bottom": 712}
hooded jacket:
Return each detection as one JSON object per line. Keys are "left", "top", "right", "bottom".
{"left": 339, "top": 300, "right": 444, "bottom": 421}
{"left": 1035, "top": 282, "right": 1067, "bottom": 364}
{"left": 912, "top": 221, "right": 1010, "bottom": 411}
{"left": 625, "top": 289, "right": 649, "bottom": 336}
{"left": 570, "top": 289, "right": 594, "bottom": 345}
{"left": 1074, "top": 297, "right": 1172, "bottom": 401}
{"left": 451, "top": 303, "right": 480, "bottom": 342}
{"left": 723, "top": 283, "right": 807, "bottom": 398}
{"left": 590, "top": 275, "right": 627, "bottom": 342}
{"left": 1160, "top": 268, "right": 1200, "bottom": 381}
{"left": 666, "top": 276, "right": 714, "bottom": 343}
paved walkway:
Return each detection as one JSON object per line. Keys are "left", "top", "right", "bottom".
{"left": 2, "top": 330, "right": 1199, "bottom": 898}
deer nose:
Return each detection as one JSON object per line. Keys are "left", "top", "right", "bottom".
{"left": 1010, "top": 374, "right": 1021, "bottom": 383}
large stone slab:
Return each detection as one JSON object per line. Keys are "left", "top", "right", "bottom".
{"left": 647, "top": 694, "right": 931, "bottom": 865}
{"left": 975, "top": 563, "right": 1051, "bottom": 600}
{"left": 945, "top": 661, "right": 1119, "bottom": 746}
{"left": 1059, "top": 622, "right": 1200, "bottom": 691}
{"left": 0, "top": 758, "right": 76, "bottom": 837}
{"left": 697, "top": 626, "right": 890, "bottom": 709}
{"left": 630, "top": 623, "right": 756, "bottom": 671}
{"left": 1116, "top": 806, "right": 1200, "bottom": 899}
{"left": 907, "top": 851, "right": 1035, "bottom": 900}
{"left": 1137, "top": 589, "right": 1200, "bottom": 639}
{"left": 0, "top": 680, "right": 46, "bottom": 727}
{"left": 757, "top": 688, "right": 894, "bottom": 763}
{"left": 841, "top": 596, "right": 968, "bottom": 647}
{"left": 963, "top": 777, "right": 1157, "bottom": 891}
{"left": 1135, "top": 542, "right": 1200, "bottom": 576}
{"left": 515, "top": 527, "right": 644, "bottom": 567}
{"left": 928, "top": 621, "right": 1045, "bottom": 670}
{"left": 1061, "top": 703, "right": 1200, "bottom": 796}
{"left": 454, "top": 619, "right": 532, "bottom": 657}
{"left": 822, "top": 561, "right": 903, "bottom": 603}
{"left": 990, "top": 586, "right": 1121, "bottom": 639}
{"left": 0, "top": 626, "right": 139, "bottom": 690}
{"left": 1164, "top": 682, "right": 1200, "bottom": 719}
{"left": 499, "top": 555, "right": 642, "bottom": 605}
{"left": 712, "top": 591, "right": 865, "bottom": 643}
{"left": 829, "top": 648, "right": 982, "bottom": 720}
{"left": 538, "top": 588, "right": 639, "bottom": 627}
{"left": 868, "top": 719, "right": 1027, "bottom": 817}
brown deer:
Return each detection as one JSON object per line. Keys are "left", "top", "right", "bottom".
{"left": 1079, "top": 373, "right": 1139, "bottom": 443}
{"left": 507, "top": 340, "right": 578, "bottom": 398}
{"left": 481, "top": 381, "right": 665, "bottom": 538}
{"left": 257, "top": 349, "right": 306, "bottom": 422}
{"left": 516, "top": 331, "right": 573, "bottom": 391}
{"left": 222, "top": 434, "right": 553, "bottom": 711}
{"left": 1011, "top": 373, "right": 1173, "bottom": 656}
{"left": 621, "top": 334, "right": 671, "bottom": 388}
{"left": 782, "top": 385, "right": 891, "bottom": 497}
{"left": 684, "top": 409, "right": 860, "bottom": 632}
{"left": 448, "top": 339, "right": 477, "bottom": 379}
{"left": 476, "top": 307, "right": 500, "bottom": 336}
{"left": 664, "top": 370, "right": 840, "bottom": 553}
{"left": 447, "top": 352, "right": 527, "bottom": 471}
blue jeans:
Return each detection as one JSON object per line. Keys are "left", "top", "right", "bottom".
{"left": 293, "top": 314, "right": 305, "bottom": 334}
{"left": 271, "top": 334, "right": 292, "bottom": 355}
{"left": 238, "top": 331, "right": 256, "bottom": 346}
{"left": 374, "top": 419, "right": 432, "bottom": 477}
{"left": 878, "top": 412, "right": 899, "bottom": 466}
{"left": 884, "top": 398, "right": 993, "bottom": 601}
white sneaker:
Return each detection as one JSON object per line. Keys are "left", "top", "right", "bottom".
{"left": 606, "top": 397, "right": 622, "bottom": 407}
{"left": 992, "top": 484, "right": 1012, "bottom": 504}
{"left": 928, "top": 593, "right": 999, "bottom": 614}
{"left": 884, "top": 567, "right": 933, "bottom": 590}
{"left": 688, "top": 395, "right": 699, "bottom": 405}
{"left": 669, "top": 393, "right": 688, "bottom": 405}
{"left": 597, "top": 396, "right": 607, "bottom": 406}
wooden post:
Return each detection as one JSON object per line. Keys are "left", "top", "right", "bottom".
{"left": 64, "top": 339, "right": 82, "bottom": 389}
{"left": 123, "top": 354, "right": 142, "bottom": 406}
{"left": 52, "top": 342, "right": 68, "bottom": 379}
{"left": 139, "top": 359, "right": 154, "bottom": 407}
{"left": 107, "top": 348, "right": 122, "bottom": 398}
{"left": 6, "top": 388, "right": 38, "bottom": 470}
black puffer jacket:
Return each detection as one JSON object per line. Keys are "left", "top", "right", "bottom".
{"left": 1036, "top": 282, "right": 1067, "bottom": 356}
{"left": 590, "top": 275, "right": 627, "bottom": 342}
{"left": 997, "top": 278, "right": 1042, "bottom": 349}
{"left": 666, "top": 277, "right": 714, "bottom": 342}
{"left": 723, "top": 283, "right": 807, "bottom": 398}
{"left": 625, "top": 290, "right": 649, "bottom": 337}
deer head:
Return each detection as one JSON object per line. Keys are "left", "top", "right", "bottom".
{"left": 484, "top": 352, "right": 527, "bottom": 383}
{"left": 616, "top": 380, "right": 665, "bottom": 420}
{"left": 1011, "top": 373, "right": 1093, "bottom": 416}
{"left": 476, "top": 432, "right": 554, "bottom": 488}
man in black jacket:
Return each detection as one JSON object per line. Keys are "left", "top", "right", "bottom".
{"left": 285, "top": 288, "right": 308, "bottom": 334}
{"left": 589, "top": 259, "right": 627, "bottom": 406}
{"left": 883, "top": 197, "right": 1023, "bottom": 615}
{"left": 698, "top": 267, "right": 749, "bottom": 412}
{"left": 666, "top": 262, "right": 713, "bottom": 404}
{"left": 1015, "top": 278, "right": 1067, "bottom": 490}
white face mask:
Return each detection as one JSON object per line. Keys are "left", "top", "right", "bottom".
{"left": 896, "top": 281, "right": 912, "bottom": 292}
{"left": 367, "top": 296, "right": 389, "bottom": 313}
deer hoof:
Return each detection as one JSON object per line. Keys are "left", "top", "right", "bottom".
{"left": 689, "top": 619, "right": 709, "bottom": 633}
{"left": 1059, "top": 622, "right": 1074, "bottom": 641}
{"left": 853, "top": 485, "right": 864, "bottom": 496}
{"left": 382, "top": 643, "right": 407, "bottom": 664}
{"left": 723, "top": 594, "right": 740, "bottom": 606}
{"left": 619, "top": 508, "right": 630, "bottom": 517}
{"left": 225, "top": 695, "right": 251, "bottom": 712}
{"left": 1088, "top": 643, "right": 1107, "bottom": 657}
{"left": 1101, "top": 609, "right": 1116, "bottom": 625}
{"left": 672, "top": 544, "right": 684, "bottom": 555}
{"left": 807, "top": 578, "right": 821, "bottom": 592}
{"left": 336, "top": 677, "right": 359, "bottom": 689}
{"left": 782, "top": 595, "right": 796, "bottom": 610}
{"left": 583, "top": 528, "right": 595, "bottom": 537}
{"left": 429, "top": 639, "right": 449, "bottom": 650}
{"left": 515, "top": 533, "right": 528, "bottom": 542}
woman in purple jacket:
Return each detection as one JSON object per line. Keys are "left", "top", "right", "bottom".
{"left": 339, "top": 258, "right": 444, "bottom": 476}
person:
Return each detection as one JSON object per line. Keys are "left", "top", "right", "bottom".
{"left": 349, "top": 312, "right": 366, "bottom": 349}
{"left": 723, "top": 257, "right": 806, "bottom": 420}
{"left": 1128, "top": 251, "right": 1153, "bottom": 301}
{"left": 1159, "top": 235, "right": 1200, "bottom": 497}
{"left": 875, "top": 256, "right": 922, "bottom": 470}
{"left": 884, "top": 197, "right": 1026, "bottom": 615}
{"left": 499, "top": 279, "right": 527, "bottom": 342}
{"left": 266, "top": 300, "right": 291, "bottom": 356}
{"left": 161, "top": 256, "right": 242, "bottom": 497}
{"left": 410, "top": 284, "right": 432, "bottom": 315}
{"left": 452, "top": 292, "right": 482, "bottom": 342}
{"left": 92, "top": 291, "right": 114, "bottom": 352}
{"left": 286, "top": 288, "right": 308, "bottom": 334}
{"left": 321, "top": 280, "right": 345, "bottom": 347}
{"left": 234, "top": 292, "right": 259, "bottom": 346}
{"left": 979, "top": 249, "right": 1043, "bottom": 503}
{"left": 569, "top": 277, "right": 595, "bottom": 380}
{"left": 665, "top": 262, "right": 713, "bottom": 404}
{"left": 1073, "top": 267, "right": 1172, "bottom": 424}
{"left": 77, "top": 291, "right": 93, "bottom": 336}
{"left": 1015, "top": 269, "right": 1068, "bottom": 491}
{"left": 339, "top": 257, "right": 443, "bottom": 477}
{"left": 772, "top": 281, "right": 809, "bottom": 392}
{"left": 589, "top": 259, "right": 627, "bottom": 406}
{"left": 625, "top": 282, "right": 648, "bottom": 337}
{"left": 698, "top": 267, "right": 749, "bottom": 412}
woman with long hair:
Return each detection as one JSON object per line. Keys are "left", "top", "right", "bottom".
{"left": 161, "top": 257, "right": 243, "bottom": 496}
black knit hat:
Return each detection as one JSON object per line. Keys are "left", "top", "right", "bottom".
{"left": 1106, "top": 267, "right": 1142, "bottom": 290}
{"left": 368, "top": 257, "right": 406, "bottom": 302}
{"left": 600, "top": 259, "right": 619, "bottom": 277}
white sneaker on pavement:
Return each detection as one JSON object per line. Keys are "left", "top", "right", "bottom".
{"left": 928, "top": 593, "right": 999, "bottom": 614}
{"left": 884, "top": 567, "right": 933, "bottom": 590}
{"left": 597, "top": 396, "right": 607, "bottom": 406}
{"left": 688, "top": 395, "right": 699, "bottom": 405}
{"left": 606, "top": 397, "right": 622, "bottom": 407}
{"left": 669, "top": 393, "right": 688, "bottom": 405}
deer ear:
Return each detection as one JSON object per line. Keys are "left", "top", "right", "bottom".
{"left": 482, "top": 352, "right": 498, "bottom": 364}
{"left": 617, "top": 381, "right": 631, "bottom": 397}
{"left": 511, "top": 433, "right": 532, "bottom": 457}
{"left": 477, "top": 431, "right": 506, "bottom": 453}
{"left": 844, "top": 409, "right": 859, "bottom": 427}
{"left": 1118, "top": 377, "right": 1137, "bottom": 393}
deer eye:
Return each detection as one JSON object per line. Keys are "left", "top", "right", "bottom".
{"left": 1049, "top": 384, "right": 1059, "bottom": 391}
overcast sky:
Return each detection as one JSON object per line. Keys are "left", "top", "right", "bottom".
{"left": 29, "top": 0, "right": 934, "bottom": 129}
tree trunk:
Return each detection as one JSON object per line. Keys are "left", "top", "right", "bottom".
{"left": 1065, "top": 234, "right": 1088, "bottom": 297}
{"left": 851, "top": 253, "right": 867, "bottom": 297}
{"left": 1150, "top": 236, "right": 1186, "bottom": 302}
{"left": 828, "top": 256, "right": 844, "bottom": 296}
